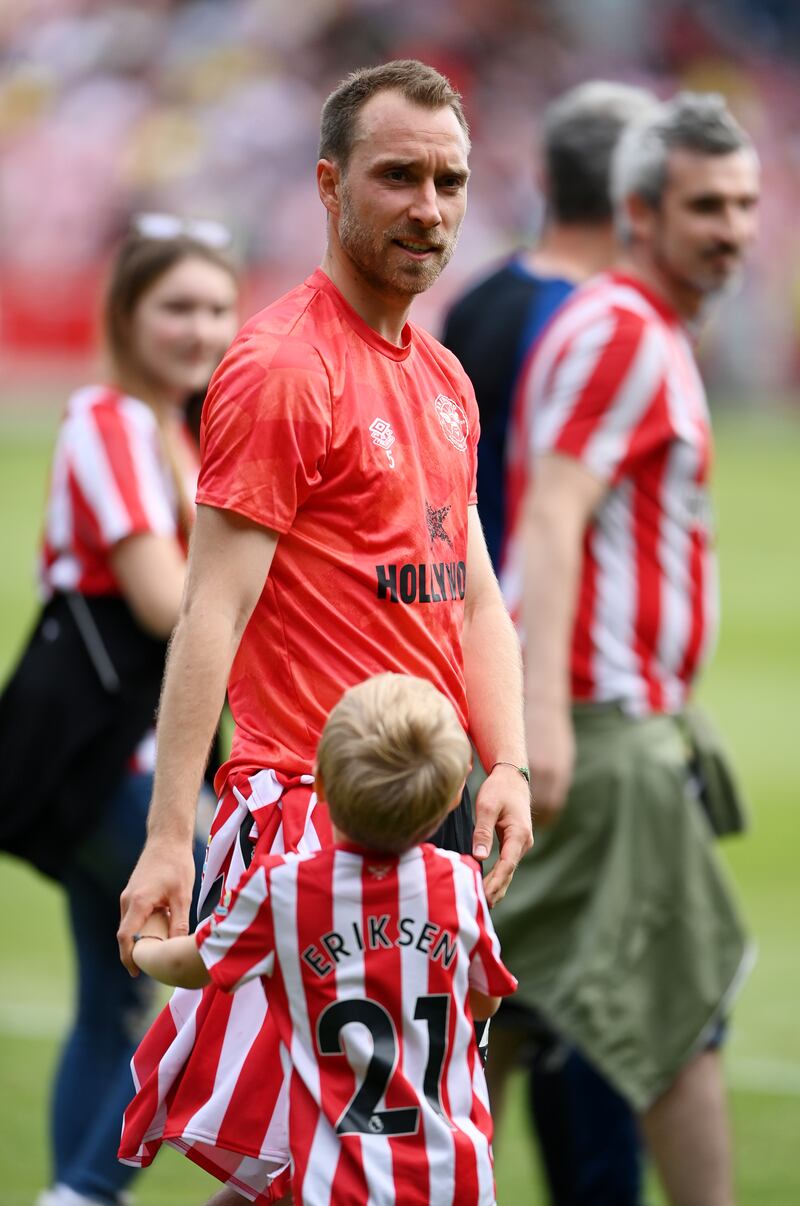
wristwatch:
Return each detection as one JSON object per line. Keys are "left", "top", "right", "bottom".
{"left": 491, "top": 760, "right": 531, "bottom": 785}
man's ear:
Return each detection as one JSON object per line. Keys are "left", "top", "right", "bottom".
{"left": 624, "top": 191, "right": 657, "bottom": 242}
{"left": 317, "top": 158, "right": 341, "bottom": 217}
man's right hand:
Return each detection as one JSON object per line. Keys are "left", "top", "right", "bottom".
{"left": 118, "top": 838, "right": 197, "bottom": 975}
{"left": 527, "top": 703, "right": 575, "bottom": 825}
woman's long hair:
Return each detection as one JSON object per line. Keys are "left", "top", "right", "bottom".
{"left": 103, "top": 230, "right": 236, "bottom": 538}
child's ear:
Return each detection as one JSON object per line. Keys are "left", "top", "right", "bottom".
{"left": 313, "top": 768, "right": 327, "bottom": 803}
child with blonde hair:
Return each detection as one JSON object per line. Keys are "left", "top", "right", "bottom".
{"left": 125, "top": 673, "right": 516, "bottom": 1204}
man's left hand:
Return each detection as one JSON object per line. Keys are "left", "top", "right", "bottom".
{"left": 473, "top": 763, "right": 533, "bottom": 906}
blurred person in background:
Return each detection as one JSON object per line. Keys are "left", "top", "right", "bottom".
{"left": 116, "top": 59, "right": 531, "bottom": 1206}
{"left": 444, "top": 81, "right": 654, "bottom": 574}
{"left": 443, "top": 80, "right": 656, "bottom": 1206}
{"left": 0, "top": 221, "right": 239, "bottom": 1206}
{"left": 499, "top": 93, "right": 759, "bottom": 1206}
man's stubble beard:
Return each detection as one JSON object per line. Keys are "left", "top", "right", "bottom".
{"left": 651, "top": 230, "right": 744, "bottom": 309}
{"left": 338, "top": 185, "right": 461, "bottom": 299}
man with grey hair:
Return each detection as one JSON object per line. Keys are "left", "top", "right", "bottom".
{"left": 443, "top": 80, "right": 654, "bottom": 570}
{"left": 443, "top": 79, "right": 654, "bottom": 1205}
{"left": 499, "top": 92, "right": 759, "bottom": 1205}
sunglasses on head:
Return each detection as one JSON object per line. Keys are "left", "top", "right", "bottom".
{"left": 132, "top": 212, "right": 233, "bottom": 250}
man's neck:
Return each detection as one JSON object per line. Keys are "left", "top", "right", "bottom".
{"left": 320, "top": 247, "right": 413, "bottom": 346}
{"left": 523, "top": 221, "right": 617, "bottom": 284}
{"left": 614, "top": 246, "right": 703, "bottom": 324}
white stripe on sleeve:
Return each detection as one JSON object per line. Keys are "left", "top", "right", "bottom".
{"left": 69, "top": 408, "right": 141, "bottom": 545}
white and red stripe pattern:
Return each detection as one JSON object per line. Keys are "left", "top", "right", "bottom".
{"left": 119, "top": 771, "right": 332, "bottom": 1204}
{"left": 501, "top": 272, "right": 718, "bottom": 715}
{"left": 194, "top": 841, "right": 515, "bottom": 1205}
{"left": 40, "top": 385, "right": 196, "bottom": 597}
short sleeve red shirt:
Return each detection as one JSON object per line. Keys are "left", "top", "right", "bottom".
{"left": 197, "top": 269, "right": 480, "bottom": 781}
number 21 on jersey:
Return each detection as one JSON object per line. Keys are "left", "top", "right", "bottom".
{"left": 317, "top": 993, "right": 450, "bottom": 1136}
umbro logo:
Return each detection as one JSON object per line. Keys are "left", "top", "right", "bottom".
{"left": 369, "top": 417, "right": 396, "bottom": 469}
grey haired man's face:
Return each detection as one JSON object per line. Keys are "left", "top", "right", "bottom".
{"left": 646, "top": 147, "right": 760, "bottom": 298}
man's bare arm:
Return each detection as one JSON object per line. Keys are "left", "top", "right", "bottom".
{"left": 521, "top": 453, "right": 605, "bottom": 822}
{"left": 462, "top": 507, "right": 532, "bottom": 906}
{"left": 118, "top": 504, "right": 278, "bottom": 973}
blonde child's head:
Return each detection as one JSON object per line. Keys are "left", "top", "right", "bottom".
{"left": 316, "top": 673, "right": 471, "bottom": 854}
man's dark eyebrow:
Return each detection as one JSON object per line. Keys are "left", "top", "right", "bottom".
{"left": 440, "top": 166, "right": 471, "bottom": 184}
{"left": 686, "top": 190, "right": 759, "bottom": 205}
{"left": 370, "top": 156, "right": 470, "bottom": 183}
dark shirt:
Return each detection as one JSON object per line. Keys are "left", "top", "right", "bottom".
{"left": 442, "top": 257, "right": 574, "bottom": 568}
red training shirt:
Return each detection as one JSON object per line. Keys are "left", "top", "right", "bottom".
{"left": 197, "top": 269, "right": 480, "bottom": 783}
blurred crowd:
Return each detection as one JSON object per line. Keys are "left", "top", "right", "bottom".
{"left": 1, "top": 0, "right": 800, "bottom": 397}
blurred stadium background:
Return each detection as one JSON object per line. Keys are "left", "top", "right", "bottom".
{"left": 1, "top": 1, "right": 799, "bottom": 1203}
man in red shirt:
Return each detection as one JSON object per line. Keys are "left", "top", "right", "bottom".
{"left": 118, "top": 60, "right": 531, "bottom": 1204}
{"left": 499, "top": 93, "right": 759, "bottom": 1205}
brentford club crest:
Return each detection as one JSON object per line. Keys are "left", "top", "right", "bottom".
{"left": 366, "top": 862, "right": 391, "bottom": 880}
{"left": 434, "top": 394, "right": 468, "bottom": 452}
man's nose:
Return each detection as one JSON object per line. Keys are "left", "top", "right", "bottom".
{"left": 721, "top": 203, "right": 756, "bottom": 247}
{"left": 407, "top": 180, "right": 442, "bottom": 228}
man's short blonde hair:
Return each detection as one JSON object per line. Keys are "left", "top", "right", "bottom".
{"left": 317, "top": 673, "right": 471, "bottom": 854}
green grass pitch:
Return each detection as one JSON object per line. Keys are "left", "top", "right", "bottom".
{"left": 0, "top": 407, "right": 798, "bottom": 1203}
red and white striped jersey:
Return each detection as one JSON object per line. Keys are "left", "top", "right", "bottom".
{"left": 40, "top": 385, "right": 197, "bottom": 597}
{"left": 197, "top": 840, "right": 517, "bottom": 1206}
{"left": 502, "top": 272, "right": 718, "bottom": 715}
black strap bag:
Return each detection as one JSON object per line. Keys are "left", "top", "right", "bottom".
{"left": 0, "top": 592, "right": 168, "bottom": 880}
